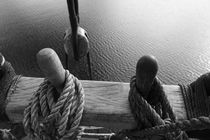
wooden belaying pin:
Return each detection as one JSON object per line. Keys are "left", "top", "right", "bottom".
{"left": 36, "top": 48, "right": 66, "bottom": 93}
{"left": 135, "top": 55, "right": 158, "bottom": 98}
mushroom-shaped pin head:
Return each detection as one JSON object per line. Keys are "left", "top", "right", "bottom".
{"left": 136, "top": 55, "right": 158, "bottom": 97}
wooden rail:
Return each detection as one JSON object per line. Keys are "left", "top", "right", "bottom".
{"left": 5, "top": 77, "right": 186, "bottom": 131}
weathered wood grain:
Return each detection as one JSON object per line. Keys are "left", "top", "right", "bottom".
{"left": 5, "top": 76, "right": 187, "bottom": 131}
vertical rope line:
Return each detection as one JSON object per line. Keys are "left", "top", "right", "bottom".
{"left": 74, "top": 0, "right": 79, "bottom": 23}
{"left": 66, "top": 0, "right": 79, "bottom": 60}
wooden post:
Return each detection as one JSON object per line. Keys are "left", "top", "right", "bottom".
{"left": 36, "top": 48, "right": 65, "bottom": 92}
{"left": 136, "top": 55, "right": 158, "bottom": 98}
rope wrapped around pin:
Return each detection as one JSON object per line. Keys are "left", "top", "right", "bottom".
{"left": 127, "top": 55, "right": 187, "bottom": 140}
{"left": 23, "top": 48, "right": 85, "bottom": 140}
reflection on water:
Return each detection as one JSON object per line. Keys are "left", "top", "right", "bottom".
{"left": 1, "top": 0, "right": 210, "bottom": 84}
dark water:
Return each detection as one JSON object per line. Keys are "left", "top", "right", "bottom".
{"left": 1, "top": 0, "right": 210, "bottom": 84}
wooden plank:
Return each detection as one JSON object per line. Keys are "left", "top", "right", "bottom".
{"left": 5, "top": 76, "right": 187, "bottom": 131}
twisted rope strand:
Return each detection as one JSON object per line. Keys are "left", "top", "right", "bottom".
{"left": 30, "top": 91, "right": 39, "bottom": 133}
{"left": 39, "top": 82, "right": 49, "bottom": 118}
{"left": 47, "top": 85, "right": 56, "bottom": 110}
{"left": 57, "top": 83, "right": 75, "bottom": 135}
{"left": 46, "top": 71, "right": 74, "bottom": 122}
{"left": 129, "top": 77, "right": 165, "bottom": 126}
{"left": 63, "top": 77, "right": 84, "bottom": 139}
{"left": 158, "top": 84, "right": 176, "bottom": 121}
{"left": 23, "top": 103, "right": 32, "bottom": 134}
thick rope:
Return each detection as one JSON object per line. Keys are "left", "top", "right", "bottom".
{"left": 129, "top": 115, "right": 210, "bottom": 137}
{"left": 128, "top": 76, "right": 185, "bottom": 140}
{"left": 124, "top": 75, "right": 210, "bottom": 139}
{"left": 129, "top": 77, "right": 165, "bottom": 127}
{"left": 157, "top": 80, "right": 176, "bottom": 122}
{"left": 23, "top": 70, "right": 84, "bottom": 140}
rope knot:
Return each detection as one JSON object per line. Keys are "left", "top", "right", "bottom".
{"left": 23, "top": 70, "right": 84, "bottom": 140}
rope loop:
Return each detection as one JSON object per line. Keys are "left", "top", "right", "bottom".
{"left": 23, "top": 70, "right": 84, "bottom": 140}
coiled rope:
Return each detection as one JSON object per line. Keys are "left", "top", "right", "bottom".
{"left": 23, "top": 70, "right": 84, "bottom": 140}
{"left": 127, "top": 76, "right": 187, "bottom": 140}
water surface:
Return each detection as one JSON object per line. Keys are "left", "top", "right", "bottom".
{"left": 1, "top": 0, "right": 210, "bottom": 84}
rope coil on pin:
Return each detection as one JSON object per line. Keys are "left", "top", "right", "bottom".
{"left": 129, "top": 77, "right": 175, "bottom": 127}
{"left": 128, "top": 77, "right": 188, "bottom": 140}
{"left": 23, "top": 70, "right": 84, "bottom": 139}
{"left": 22, "top": 48, "right": 85, "bottom": 140}
{"left": 113, "top": 55, "right": 188, "bottom": 140}
{"left": 112, "top": 56, "right": 210, "bottom": 140}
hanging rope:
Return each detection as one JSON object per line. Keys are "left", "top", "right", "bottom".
{"left": 66, "top": 0, "right": 79, "bottom": 61}
{"left": 73, "top": 0, "right": 79, "bottom": 23}
{"left": 65, "top": 0, "right": 92, "bottom": 79}
{"left": 23, "top": 70, "right": 84, "bottom": 140}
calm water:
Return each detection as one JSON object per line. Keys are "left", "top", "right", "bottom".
{"left": 1, "top": 0, "right": 210, "bottom": 84}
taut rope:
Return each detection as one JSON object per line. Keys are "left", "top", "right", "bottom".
{"left": 23, "top": 70, "right": 84, "bottom": 140}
